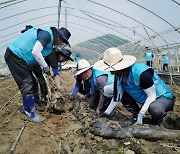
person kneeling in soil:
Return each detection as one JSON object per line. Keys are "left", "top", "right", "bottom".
{"left": 71, "top": 70, "right": 91, "bottom": 100}
{"left": 94, "top": 48, "right": 176, "bottom": 125}
{"left": 4, "top": 26, "right": 72, "bottom": 122}
{"left": 71, "top": 55, "right": 91, "bottom": 101}
{"left": 74, "top": 59, "right": 117, "bottom": 116}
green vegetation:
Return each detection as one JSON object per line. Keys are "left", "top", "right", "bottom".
{"left": 99, "top": 142, "right": 124, "bottom": 154}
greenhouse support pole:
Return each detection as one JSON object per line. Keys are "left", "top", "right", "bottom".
{"left": 58, "top": 0, "right": 62, "bottom": 29}
{"left": 65, "top": 8, "right": 67, "bottom": 28}
{"left": 177, "top": 46, "right": 179, "bottom": 73}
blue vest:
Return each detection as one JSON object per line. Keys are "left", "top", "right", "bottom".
{"left": 123, "top": 63, "right": 173, "bottom": 104}
{"left": 163, "top": 56, "right": 169, "bottom": 64}
{"left": 145, "top": 52, "right": 153, "bottom": 61}
{"left": 75, "top": 56, "right": 80, "bottom": 63}
{"left": 8, "top": 28, "right": 54, "bottom": 67}
{"left": 93, "top": 68, "right": 114, "bottom": 90}
{"left": 89, "top": 68, "right": 114, "bottom": 95}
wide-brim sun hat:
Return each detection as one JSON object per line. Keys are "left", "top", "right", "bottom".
{"left": 74, "top": 59, "right": 92, "bottom": 76}
{"left": 57, "top": 27, "right": 71, "bottom": 47}
{"left": 94, "top": 48, "right": 136, "bottom": 71}
{"left": 57, "top": 47, "right": 74, "bottom": 61}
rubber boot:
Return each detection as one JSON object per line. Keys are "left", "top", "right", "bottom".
{"left": 22, "top": 94, "right": 45, "bottom": 122}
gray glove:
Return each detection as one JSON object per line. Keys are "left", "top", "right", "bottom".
{"left": 43, "top": 66, "right": 50, "bottom": 75}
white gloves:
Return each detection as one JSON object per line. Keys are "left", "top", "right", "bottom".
{"left": 136, "top": 113, "right": 144, "bottom": 125}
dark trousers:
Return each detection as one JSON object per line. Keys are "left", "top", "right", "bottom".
{"left": 88, "top": 90, "right": 111, "bottom": 112}
{"left": 146, "top": 61, "right": 152, "bottom": 67}
{"left": 88, "top": 90, "right": 100, "bottom": 110}
{"left": 121, "top": 91, "right": 175, "bottom": 124}
{"left": 163, "top": 64, "right": 168, "bottom": 71}
{"left": 148, "top": 96, "right": 175, "bottom": 124}
{"left": 31, "top": 64, "right": 48, "bottom": 98}
{"left": 4, "top": 48, "right": 35, "bottom": 95}
{"left": 78, "top": 83, "right": 90, "bottom": 96}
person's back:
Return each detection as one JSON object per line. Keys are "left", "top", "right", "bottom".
{"left": 163, "top": 55, "right": 169, "bottom": 64}
{"left": 163, "top": 55, "right": 169, "bottom": 71}
{"left": 94, "top": 47, "right": 175, "bottom": 125}
{"left": 4, "top": 26, "right": 72, "bottom": 122}
{"left": 145, "top": 52, "right": 153, "bottom": 67}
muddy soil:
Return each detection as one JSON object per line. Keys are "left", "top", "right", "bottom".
{"left": 0, "top": 71, "right": 180, "bottom": 154}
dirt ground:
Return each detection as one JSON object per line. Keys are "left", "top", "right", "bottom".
{"left": 0, "top": 71, "right": 180, "bottom": 154}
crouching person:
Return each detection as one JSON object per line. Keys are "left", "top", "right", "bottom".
{"left": 71, "top": 70, "right": 91, "bottom": 100}
{"left": 71, "top": 55, "right": 91, "bottom": 100}
{"left": 74, "top": 59, "right": 115, "bottom": 115}
{"left": 4, "top": 26, "right": 72, "bottom": 122}
{"left": 94, "top": 48, "right": 175, "bottom": 125}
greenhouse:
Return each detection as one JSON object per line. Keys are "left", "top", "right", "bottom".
{"left": 0, "top": 1, "right": 180, "bottom": 154}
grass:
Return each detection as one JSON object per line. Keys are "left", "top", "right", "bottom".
{"left": 99, "top": 142, "right": 124, "bottom": 154}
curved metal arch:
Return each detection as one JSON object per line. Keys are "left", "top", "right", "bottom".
{"left": 0, "top": 12, "right": 134, "bottom": 42}
{"left": 126, "top": 0, "right": 179, "bottom": 32}
{"left": 86, "top": 0, "right": 169, "bottom": 48}
{"left": 0, "top": 24, "right": 120, "bottom": 51}
{"left": 0, "top": 13, "right": 57, "bottom": 31}
{"left": 62, "top": 3, "right": 153, "bottom": 45}
{"left": 0, "top": 6, "right": 57, "bottom": 21}
{"left": 64, "top": 6, "right": 149, "bottom": 42}
{"left": 1, "top": 20, "right": 127, "bottom": 47}
{"left": 60, "top": 20, "right": 128, "bottom": 46}
{"left": 1, "top": 4, "right": 149, "bottom": 44}
{"left": 67, "top": 13, "right": 135, "bottom": 42}
{"left": 0, "top": 22, "right": 107, "bottom": 58}
{"left": 0, "top": 0, "right": 27, "bottom": 9}
{"left": 67, "top": 26, "right": 122, "bottom": 47}
{"left": 171, "top": 0, "right": 180, "bottom": 6}
{"left": 0, "top": 12, "right": 137, "bottom": 44}
{"left": 0, "top": 20, "right": 126, "bottom": 50}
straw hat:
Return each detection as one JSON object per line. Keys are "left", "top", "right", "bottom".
{"left": 74, "top": 59, "right": 92, "bottom": 76}
{"left": 94, "top": 48, "right": 136, "bottom": 71}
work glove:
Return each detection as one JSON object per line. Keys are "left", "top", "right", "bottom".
{"left": 43, "top": 66, "right": 50, "bottom": 75}
{"left": 84, "top": 93, "right": 90, "bottom": 100}
{"left": 96, "top": 107, "right": 100, "bottom": 114}
{"left": 135, "top": 113, "right": 143, "bottom": 125}
{"left": 70, "top": 95, "right": 75, "bottom": 101}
